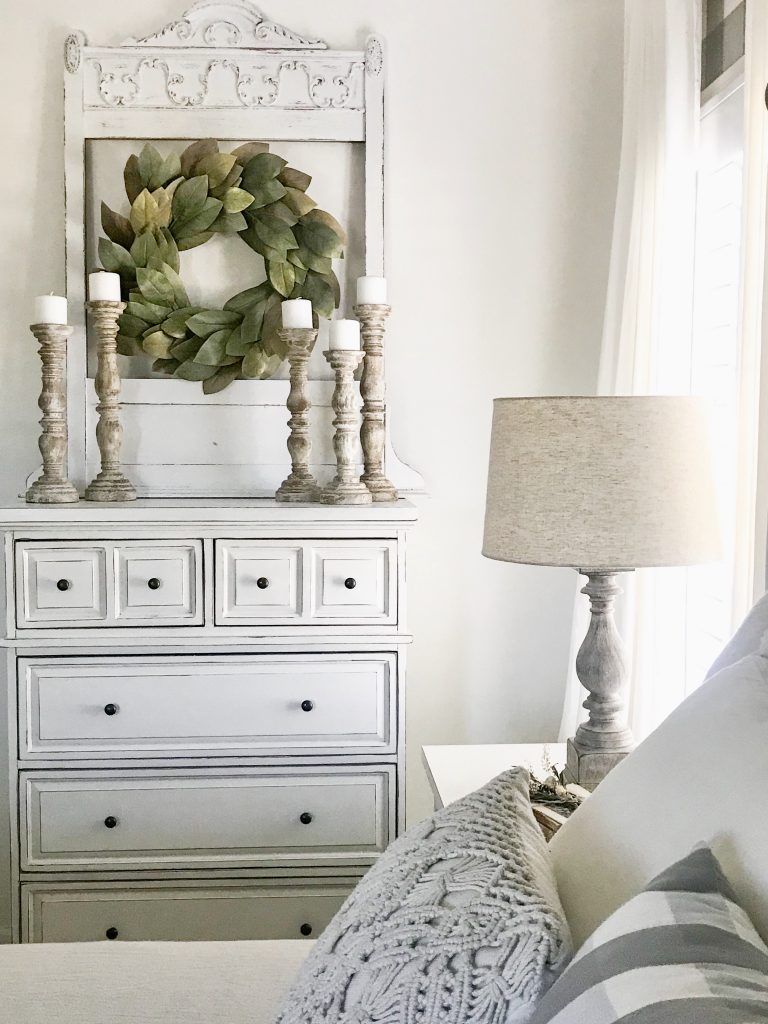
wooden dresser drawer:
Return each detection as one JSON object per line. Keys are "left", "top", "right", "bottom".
{"left": 21, "top": 880, "right": 355, "bottom": 943}
{"left": 18, "top": 654, "right": 396, "bottom": 758}
{"left": 21, "top": 767, "right": 393, "bottom": 871}
{"left": 114, "top": 543, "right": 201, "bottom": 624}
{"left": 216, "top": 539, "right": 396, "bottom": 625}
{"left": 15, "top": 540, "right": 203, "bottom": 628}
{"left": 310, "top": 543, "right": 395, "bottom": 620}
{"left": 216, "top": 542, "right": 302, "bottom": 620}
{"left": 15, "top": 544, "right": 108, "bottom": 627}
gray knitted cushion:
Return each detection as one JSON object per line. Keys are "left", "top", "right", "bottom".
{"left": 276, "top": 768, "right": 572, "bottom": 1024}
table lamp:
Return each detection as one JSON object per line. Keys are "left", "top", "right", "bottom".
{"left": 482, "top": 396, "right": 721, "bottom": 789}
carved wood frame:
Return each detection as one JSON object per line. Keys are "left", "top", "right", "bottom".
{"left": 59, "top": 0, "right": 412, "bottom": 497}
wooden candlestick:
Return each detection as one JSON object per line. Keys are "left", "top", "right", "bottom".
{"left": 321, "top": 348, "right": 372, "bottom": 506}
{"left": 276, "top": 327, "right": 319, "bottom": 503}
{"left": 25, "top": 324, "right": 79, "bottom": 504}
{"left": 84, "top": 300, "right": 136, "bottom": 502}
{"left": 354, "top": 303, "right": 397, "bottom": 502}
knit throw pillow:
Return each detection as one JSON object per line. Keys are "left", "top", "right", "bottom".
{"left": 530, "top": 846, "right": 768, "bottom": 1023}
{"left": 276, "top": 768, "right": 572, "bottom": 1024}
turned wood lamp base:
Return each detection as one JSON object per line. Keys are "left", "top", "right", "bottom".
{"left": 565, "top": 740, "right": 632, "bottom": 791}
{"left": 563, "top": 570, "right": 636, "bottom": 791}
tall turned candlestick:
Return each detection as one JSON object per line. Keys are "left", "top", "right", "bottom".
{"left": 84, "top": 300, "right": 136, "bottom": 502}
{"left": 25, "top": 324, "right": 79, "bottom": 504}
{"left": 322, "top": 348, "right": 372, "bottom": 505}
{"left": 276, "top": 327, "right": 319, "bottom": 503}
{"left": 354, "top": 303, "right": 398, "bottom": 502}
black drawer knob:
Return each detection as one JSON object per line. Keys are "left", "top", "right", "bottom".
{"left": 147, "top": 577, "right": 161, "bottom": 591}
{"left": 105, "top": 927, "right": 119, "bottom": 940}
{"left": 344, "top": 577, "right": 357, "bottom": 590}
{"left": 300, "top": 700, "right": 314, "bottom": 713}
{"left": 104, "top": 816, "right": 118, "bottom": 829}
{"left": 256, "top": 577, "right": 270, "bottom": 590}
{"left": 299, "top": 811, "right": 313, "bottom": 825}
{"left": 300, "top": 923, "right": 313, "bottom": 937}
{"left": 56, "top": 579, "right": 71, "bottom": 592}
{"left": 103, "top": 703, "right": 119, "bottom": 717}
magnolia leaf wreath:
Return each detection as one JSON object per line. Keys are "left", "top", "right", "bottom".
{"left": 98, "top": 140, "right": 346, "bottom": 394}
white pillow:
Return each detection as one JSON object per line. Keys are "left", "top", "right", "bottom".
{"left": 705, "top": 591, "right": 768, "bottom": 678}
{"left": 550, "top": 650, "right": 768, "bottom": 947}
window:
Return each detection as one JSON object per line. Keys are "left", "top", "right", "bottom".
{"left": 686, "top": 82, "right": 745, "bottom": 687}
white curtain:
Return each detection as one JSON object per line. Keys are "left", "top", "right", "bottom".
{"left": 559, "top": 0, "right": 700, "bottom": 743}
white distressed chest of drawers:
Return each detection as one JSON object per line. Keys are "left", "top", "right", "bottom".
{"left": 0, "top": 499, "right": 416, "bottom": 944}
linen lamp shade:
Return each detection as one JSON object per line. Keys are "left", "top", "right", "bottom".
{"left": 482, "top": 396, "right": 721, "bottom": 572}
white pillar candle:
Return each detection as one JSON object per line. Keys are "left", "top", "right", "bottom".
{"left": 33, "top": 294, "right": 67, "bottom": 325}
{"left": 88, "top": 271, "right": 122, "bottom": 302}
{"left": 329, "top": 319, "right": 361, "bottom": 350}
{"left": 281, "top": 298, "right": 313, "bottom": 329}
{"left": 356, "top": 276, "right": 387, "bottom": 305}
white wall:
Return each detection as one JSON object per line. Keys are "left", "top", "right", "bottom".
{"left": 0, "top": 1, "right": 624, "bottom": 824}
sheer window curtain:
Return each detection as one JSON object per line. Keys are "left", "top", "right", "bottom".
{"left": 559, "top": 0, "right": 701, "bottom": 743}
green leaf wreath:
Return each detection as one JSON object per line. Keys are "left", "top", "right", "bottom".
{"left": 98, "top": 140, "right": 346, "bottom": 394}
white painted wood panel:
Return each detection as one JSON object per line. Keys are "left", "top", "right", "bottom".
{"left": 16, "top": 540, "right": 204, "bottom": 629}
{"left": 15, "top": 545, "right": 107, "bottom": 627}
{"left": 0, "top": 497, "right": 418, "bottom": 527}
{"left": 217, "top": 542, "right": 303, "bottom": 620}
{"left": 21, "top": 766, "right": 393, "bottom": 870}
{"left": 311, "top": 543, "right": 394, "bottom": 621}
{"left": 216, "top": 539, "right": 396, "bottom": 625}
{"left": 115, "top": 543, "right": 202, "bottom": 624}
{"left": 19, "top": 654, "right": 395, "bottom": 758}
{"left": 22, "top": 880, "right": 353, "bottom": 943}
{"left": 81, "top": 381, "right": 424, "bottom": 498}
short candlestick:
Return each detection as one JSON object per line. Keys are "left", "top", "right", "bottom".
{"left": 84, "top": 300, "right": 136, "bottom": 502}
{"left": 354, "top": 303, "right": 398, "bottom": 502}
{"left": 321, "top": 349, "right": 372, "bottom": 506}
{"left": 25, "top": 324, "right": 79, "bottom": 504}
{"left": 276, "top": 327, "right": 319, "bottom": 503}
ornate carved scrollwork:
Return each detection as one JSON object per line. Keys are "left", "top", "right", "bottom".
{"left": 86, "top": 54, "right": 364, "bottom": 109}
{"left": 123, "top": 0, "right": 327, "bottom": 50}
{"left": 64, "top": 32, "right": 85, "bottom": 74}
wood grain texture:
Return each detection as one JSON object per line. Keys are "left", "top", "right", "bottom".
{"left": 566, "top": 571, "right": 635, "bottom": 789}
{"left": 276, "top": 329, "right": 319, "bottom": 503}
{"left": 84, "top": 302, "right": 136, "bottom": 503}
{"left": 355, "top": 303, "right": 397, "bottom": 503}
{"left": 25, "top": 326, "right": 79, "bottom": 505}
{"left": 321, "top": 349, "right": 372, "bottom": 506}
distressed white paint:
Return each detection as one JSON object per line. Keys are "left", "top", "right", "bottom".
{"left": 2, "top": 0, "right": 625, "bottom": 850}
{"left": 23, "top": 879, "right": 356, "bottom": 943}
{"left": 23, "top": 880, "right": 354, "bottom": 942}
{"left": 1, "top": 499, "right": 412, "bottom": 941}
{"left": 59, "top": 2, "right": 408, "bottom": 497}
{"left": 19, "top": 654, "right": 396, "bottom": 759}
{"left": 21, "top": 766, "right": 393, "bottom": 870}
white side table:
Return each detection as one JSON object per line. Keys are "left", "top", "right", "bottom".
{"left": 422, "top": 743, "right": 579, "bottom": 841}
{"left": 422, "top": 743, "right": 567, "bottom": 810}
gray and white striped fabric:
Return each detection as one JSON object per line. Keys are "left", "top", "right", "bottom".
{"left": 531, "top": 846, "right": 768, "bottom": 1023}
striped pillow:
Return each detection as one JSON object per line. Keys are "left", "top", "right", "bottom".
{"left": 531, "top": 846, "right": 768, "bottom": 1023}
